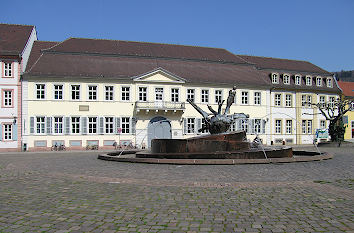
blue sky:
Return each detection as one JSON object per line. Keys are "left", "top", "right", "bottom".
{"left": 2, "top": 0, "right": 354, "bottom": 72}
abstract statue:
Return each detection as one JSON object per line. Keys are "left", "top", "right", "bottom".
{"left": 187, "top": 86, "right": 249, "bottom": 134}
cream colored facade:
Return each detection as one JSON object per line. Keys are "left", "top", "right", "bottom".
{"left": 22, "top": 69, "right": 270, "bottom": 150}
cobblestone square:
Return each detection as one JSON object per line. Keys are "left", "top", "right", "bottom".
{"left": 0, "top": 147, "right": 353, "bottom": 232}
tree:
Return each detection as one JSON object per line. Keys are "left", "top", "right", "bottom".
{"left": 313, "top": 98, "right": 353, "bottom": 145}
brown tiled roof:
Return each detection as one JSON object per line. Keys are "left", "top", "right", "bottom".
{"left": 0, "top": 23, "right": 34, "bottom": 55}
{"left": 238, "top": 55, "right": 331, "bottom": 74}
{"left": 46, "top": 38, "right": 248, "bottom": 64}
{"left": 26, "top": 52, "right": 269, "bottom": 87}
{"left": 26, "top": 41, "right": 59, "bottom": 71}
{"left": 337, "top": 81, "right": 354, "bottom": 97}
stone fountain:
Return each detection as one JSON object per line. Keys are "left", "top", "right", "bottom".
{"left": 137, "top": 86, "right": 294, "bottom": 159}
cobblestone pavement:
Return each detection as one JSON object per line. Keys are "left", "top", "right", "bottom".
{"left": 0, "top": 147, "right": 353, "bottom": 232}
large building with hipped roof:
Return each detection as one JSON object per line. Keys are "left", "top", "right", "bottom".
{"left": 21, "top": 36, "right": 341, "bottom": 151}
{"left": 0, "top": 23, "right": 37, "bottom": 151}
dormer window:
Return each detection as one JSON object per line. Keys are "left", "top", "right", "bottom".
{"left": 316, "top": 77, "right": 322, "bottom": 87}
{"left": 306, "top": 76, "right": 312, "bottom": 86}
{"left": 327, "top": 77, "right": 333, "bottom": 88}
{"left": 283, "top": 74, "right": 290, "bottom": 85}
{"left": 295, "top": 75, "right": 301, "bottom": 85}
{"left": 272, "top": 73, "right": 279, "bottom": 84}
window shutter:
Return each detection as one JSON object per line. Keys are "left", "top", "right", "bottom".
{"left": 250, "top": 119, "right": 255, "bottom": 134}
{"left": 30, "top": 117, "right": 35, "bottom": 134}
{"left": 13, "top": 124, "right": 18, "bottom": 141}
{"left": 65, "top": 117, "right": 70, "bottom": 135}
{"left": 81, "top": 117, "right": 87, "bottom": 135}
{"left": 46, "top": 117, "right": 52, "bottom": 135}
{"left": 194, "top": 118, "right": 197, "bottom": 134}
{"left": 197, "top": 118, "right": 202, "bottom": 133}
{"left": 262, "top": 119, "right": 266, "bottom": 134}
{"left": 183, "top": 118, "right": 187, "bottom": 134}
{"left": 115, "top": 117, "right": 121, "bottom": 134}
{"left": 131, "top": 117, "right": 136, "bottom": 134}
{"left": 99, "top": 117, "right": 104, "bottom": 134}
{"left": 0, "top": 125, "right": 2, "bottom": 141}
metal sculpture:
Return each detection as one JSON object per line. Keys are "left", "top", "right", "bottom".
{"left": 187, "top": 86, "right": 249, "bottom": 134}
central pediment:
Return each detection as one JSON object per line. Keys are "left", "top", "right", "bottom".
{"left": 132, "top": 68, "right": 186, "bottom": 83}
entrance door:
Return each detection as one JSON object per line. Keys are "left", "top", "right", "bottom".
{"left": 352, "top": 121, "right": 354, "bottom": 138}
{"left": 148, "top": 116, "right": 171, "bottom": 148}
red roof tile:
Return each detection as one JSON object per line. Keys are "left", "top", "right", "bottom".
{"left": 0, "top": 23, "right": 35, "bottom": 55}
{"left": 337, "top": 81, "right": 354, "bottom": 97}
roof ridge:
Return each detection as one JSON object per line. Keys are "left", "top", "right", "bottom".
{"left": 63, "top": 37, "right": 231, "bottom": 51}
{"left": 0, "top": 23, "right": 35, "bottom": 27}
{"left": 35, "top": 40, "right": 59, "bottom": 43}
{"left": 238, "top": 54, "right": 312, "bottom": 63}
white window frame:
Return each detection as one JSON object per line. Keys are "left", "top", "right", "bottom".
{"left": 329, "top": 96, "right": 335, "bottom": 108}
{"left": 306, "top": 76, "right": 312, "bottom": 86}
{"left": 274, "top": 93, "right": 281, "bottom": 107}
{"left": 3, "top": 89, "right": 13, "bottom": 107}
{"left": 326, "top": 77, "right": 333, "bottom": 88}
{"left": 88, "top": 117, "right": 98, "bottom": 134}
{"left": 302, "top": 120, "right": 307, "bottom": 134}
{"left": 71, "top": 85, "right": 80, "bottom": 100}
{"left": 53, "top": 116, "right": 64, "bottom": 134}
{"left": 295, "top": 75, "right": 301, "bottom": 85}
{"left": 36, "top": 84, "right": 45, "bottom": 100}
{"left": 215, "top": 90, "right": 223, "bottom": 104}
{"left": 201, "top": 89, "right": 209, "bottom": 103}
{"left": 241, "top": 91, "right": 249, "bottom": 105}
{"left": 186, "top": 118, "right": 195, "bottom": 134}
{"left": 316, "top": 77, "right": 322, "bottom": 87}
{"left": 54, "top": 84, "right": 63, "bottom": 100}
{"left": 285, "top": 94, "right": 292, "bottom": 107}
{"left": 88, "top": 85, "right": 98, "bottom": 101}
{"left": 254, "top": 92, "right": 261, "bottom": 105}
{"left": 121, "top": 117, "right": 130, "bottom": 134}
{"left": 307, "top": 120, "right": 312, "bottom": 134}
{"left": 3, "top": 124, "right": 12, "bottom": 140}
{"left": 121, "top": 86, "right": 130, "bottom": 101}
{"left": 105, "top": 85, "right": 114, "bottom": 101}
{"left": 241, "top": 119, "right": 248, "bottom": 133}
{"left": 155, "top": 87, "right": 164, "bottom": 101}
{"left": 307, "top": 95, "right": 312, "bottom": 108}
{"left": 187, "top": 89, "right": 195, "bottom": 102}
{"left": 171, "top": 88, "right": 180, "bottom": 103}
{"left": 36, "top": 116, "right": 46, "bottom": 134}
{"left": 138, "top": 86, "right": 147, "bottom": 102}
{"left": 105, "top": 117, "right": 114, "bottom": 134}
{"left": 271, "top": 73, "right": 279, "bottom": 84}
{"left": 275, "top": 119, "right": 282, "bottom": 134}
{"left": 3, "top": 62, "right": 13, "bottom": 77}
{"left": 71, "top": 116, "right": 80, "bottom": 134}
{"left": 320, "top": 120, "right": 326, "bottom": 129}
{"left": 319, "top": 96, "right": 326, "bottom": 107}
{"left": 286, "top": 120, "right": 292, "bottom": 134}
{"left": 283, "top": 74, "right": 290, "bottom": 85}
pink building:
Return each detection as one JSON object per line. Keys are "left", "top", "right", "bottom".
{"left": 0, "top": 24, "right": 37, "bottom": 151}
